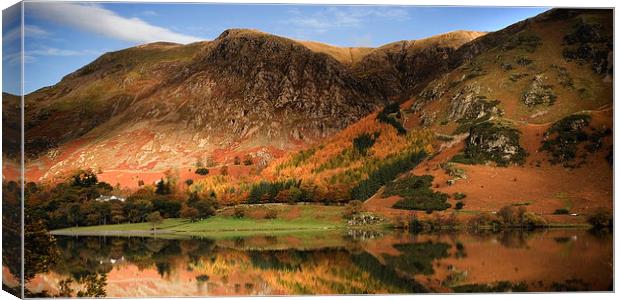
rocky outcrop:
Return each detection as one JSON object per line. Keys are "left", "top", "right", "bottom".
{"left": 346, "top": 212, "right": 384, "bottom": 226}
{"left": 447, "top": 84, "right": 502, "bottom": 128}
{"left": 453, "top": 122, "right": 527, "bottom": 166}
{"left": 521, "top": 74, "right": 556, "bottom": 106}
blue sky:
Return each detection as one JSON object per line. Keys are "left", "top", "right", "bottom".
{"left": 5, "top": 2, "right": 549, "bottom": 94}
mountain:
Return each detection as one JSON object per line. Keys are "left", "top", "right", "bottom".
{"left": 351, "top": 30, "right": 486, "bottom": 100}
{"left": 262, "top": 8, "right": 613, "bottom": 222}
{"left": 4, "top": 9, "right": 614, "bottom": 223}
{"left": 14, "top": 28, "right": 482, "bottom": 183}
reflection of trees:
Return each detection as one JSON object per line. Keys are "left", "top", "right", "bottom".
{"left": 52, "top": 236, "right": 217, "bottom": 279}
{"left": 497, "top": 230, "right": 536, "bottom": 249}
{"left": 455, "top": 241, "right": 467, "bottom": 258}
{"left": 35, "top": 235, "right": 455, "bottom": 295}
{"left": 2, "top": 181, "right": 22, "bottom": 297}
{"left": 384, "top": 241, "right": 450, "bottom": 275}
{"left": 246, "top": 246, "right": 434, "bottom": 294}
{"left": 181, "top": 238, "right": 216, "bottom": 266}
{"left": 35, "top": 236, "right": 218, "bottom": 296}
{"left": 351, "top": 252, "right": 429, "bottom": 293}
{"left": 249, "top": 250, "right": 311, "bottom": 271}
{"left": 76, "top": 273, "right": 107, "bottom": 297}
{"left": 25, "top": 220, "right": 60, "bottom": 281}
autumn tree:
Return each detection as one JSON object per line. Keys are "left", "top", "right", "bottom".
{"left": 180, "top": 205, "right": 199, "bottom": 222}
{"left": 110, "top": 200, "right": 126, "bottom": 224}
{"left": 147, "top": 211, "right": 164, "bottom": 231}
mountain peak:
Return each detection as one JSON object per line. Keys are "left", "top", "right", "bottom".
{"left": 216, "top": 28, "right": 268, "bottom": 40}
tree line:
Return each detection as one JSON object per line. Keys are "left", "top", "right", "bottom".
{"left": 25, "top": 170, "right": 217, "bottom": 230}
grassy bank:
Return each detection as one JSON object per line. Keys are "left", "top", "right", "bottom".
{"left": 50, "top": 204, "right": 354, "bottom": 238}
{"left": 48, "top": 203, "right": 599, "bottom": 239}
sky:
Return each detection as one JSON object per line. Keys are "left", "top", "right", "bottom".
{"left": 3, "top": 2, "right": 549, "bottom": 94}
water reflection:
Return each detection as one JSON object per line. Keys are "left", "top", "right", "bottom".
{"left": 24, "top": 229, "right": 612, "bottom": 296}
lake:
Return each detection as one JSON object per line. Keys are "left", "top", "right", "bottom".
{"left": 25, "top": 229, "right": 612, "bottom": 296}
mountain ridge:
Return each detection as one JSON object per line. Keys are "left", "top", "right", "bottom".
{"left": 13, "top": 26, "right": 486, "bottom": 183}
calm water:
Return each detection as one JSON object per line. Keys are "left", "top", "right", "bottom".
{"left": 25, "top": 229, "right": 612, "bottom": 296}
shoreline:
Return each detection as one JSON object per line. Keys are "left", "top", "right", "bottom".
{"left": 48, "top": 222, "right": 595, "bottom": 239}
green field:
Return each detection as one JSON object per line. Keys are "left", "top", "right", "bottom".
{"left": 50, "top": 204, "right": 354, "bottom": 238}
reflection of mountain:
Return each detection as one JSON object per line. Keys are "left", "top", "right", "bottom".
{"left": 28, "top": 234, "right": 447, "bottom": 296}
{"left": 25, "top": 229, "right": 613, "bottom": 296}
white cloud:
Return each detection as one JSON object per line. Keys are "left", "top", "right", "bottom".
{"left": 29, "top": 3, "right": 202, "bottom": 44}
{"left": 283, "top": 6, "right": 410, "bottom": 34}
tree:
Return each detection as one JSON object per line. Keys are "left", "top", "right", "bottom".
{"left": 110, "top": 200, "right": 126, "bottom": 224}
{"left": 67, "top": 203, "right": 82, "bottom": 227}
{"left": 72, "top": 170, "right": 98, "bottom": 187}
{"left": 195, "top": 168, "right": 209, "bottom": 175}
{"left": 587, "top": 208, "right": 612, "bottom": 229}
{"left": 155, "top": 179, "right": 171, "bottom": 195}
{"left": 234, "top": 156, "right": 241, "bottom": 165}
{"left": 353, "top": 132, "right": 377, "bottom": 155}
{"left": 185, "top": 192, "right": 215, "bottom": 219}
{"left": 343, "top": 200, "right": 364, "bottom": 218}
{"left": 243, "top": 155, "right": 253, "bottom": 165}
{"left": 98, "top": 201, "right": 112, "bottom": 225}
{"left": 147, "top": 211, "right": 164, "bottom": 230}
{"left": 455, "top": 202, "right": 465, "bottom": 210}
{"left": 153, "top": 198, "right": 181, "bottom": 218}
{"left": 275, "top": 189, "right": 291, "bottom": 203}
{"left": 187, "top": 191, "right": 200, "bottom": 206}
{"left": 124, "top": 199, "right": 152, "bottom": 223}
{"left": 193, "top": 199, "right": 216, "bottom": 219}
{"left": 185, "top": 179, "right": 194, "bottom": 186}
{"left": 180, "top": 205, "right": 199, "bottom": 222}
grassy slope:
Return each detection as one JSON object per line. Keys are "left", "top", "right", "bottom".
{"left": 322, "top": 10, "right": 613, "bottom": 224}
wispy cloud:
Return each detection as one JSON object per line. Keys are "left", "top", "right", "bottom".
{"left": 283, "top": 7, "right": 409, "bottom": 34}
{"left": 6, "top": 47, "right": 104, "bottom": 65}
{"left": 29, "top": 3, "right": 202, "bottom": 44}
{"left": 141, "top": 10, "right": 159, "bottom": 17}
{"left": 4, "top": 25, "right": 51, "bottom": 42}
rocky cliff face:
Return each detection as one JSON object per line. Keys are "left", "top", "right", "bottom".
{"left": 19, "top": 29, "right": 482, "bottom": 180}
{"left": 156, "top": 29, "right": 381, "bottom": 140}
